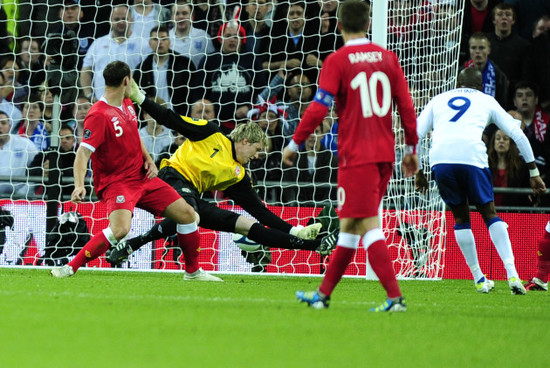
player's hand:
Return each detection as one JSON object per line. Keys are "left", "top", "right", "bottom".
{"left": 530, "top": 176, "right": 547, "bottom": 196}
{"left": 401, "top": 153, "right": 418, "bottom": 177}
{"left": 144, "top": 160, "right": 158, "bottom": 179}
{"left": 71, "top": 186, "right": 86, "bottom": 204}
{"left": 415, "top": 171, "right": 429, "bottom": 194}
{"left": 282, "top": 147, "right": 297, "bottom": 166}
{"left": 129, "top": 80, "right": 146, "bottom": 105}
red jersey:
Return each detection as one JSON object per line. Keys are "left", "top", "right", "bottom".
{"left": 81, "top": 98, "right": 145, "bottom": 197}
{"left": 294, "top": 38, "right": 418, "bottom": 168}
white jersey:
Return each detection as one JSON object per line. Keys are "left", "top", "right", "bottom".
{"left": 0, "top": 135, "right": 38, "bottom": 195}
{"left": 417, "top": 88, "right": 535, "bottom": 169}
{"left": 82, "top": 33, "right": 151, "bottom": 100}
{"left": 169, "top": 27, "right": 215, "bottom": 68}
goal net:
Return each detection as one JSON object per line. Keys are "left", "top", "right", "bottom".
{"left": 0, "top": 1, "right": 463, "bottom": 279}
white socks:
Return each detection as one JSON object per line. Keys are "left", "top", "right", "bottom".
{"left": 488, "top": 220, "right": 518, "bottom": 279}
{"left": 454, "top": 227, "right": 484, "bottom": 282}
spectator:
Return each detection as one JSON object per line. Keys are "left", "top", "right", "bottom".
{"left": 459, "top": 0, "right": 500, "bottom": 65}
{"left": 155, "top": 131, "right": 186, "bottom": 168}
{"left": 15, "top": 37, "right": 46, "bottom": 93}
{"left": 522, "top": 19, "right": 550, "bottom": 110}
{"left": 248, "top": 99, "right": 287, "bottom": 202}
{"left": 133, "top": 25, "right": 199, "bottom": 115}
{"left": 73, "top": 93, "right": 92, "bottom": 143}
{"left": 52, "top": 0, "right": 94, "bottom": 69}
{"left": 263, "top": 2, "right": 322, "bottom": 82}
{"left": 16, "top": 96, "right": 49, "bottom": 151}
{"left": 169, "top": 1, "right": 215, "bottom": 69}
{"left": 0, "top": 72, "right": 22, "bottom": 125}
{"left": 29, "top": 124, "right": 78, "bottom": 198}
{"left": 243, "top": 0, "right": 272, "bottom": 62}
{"left": 0, "top": 5, "right": 13, "bottom": 56}
{"left": 252, "top": 70, "right": 314, "bottom": 138}
{"left": 0, "top": 110, "right": 38, "bottom": 197}
{"left": 199, "top": 18, "right": 267, "bottom": 132}
{"left": 191, "top": 0, "right": 236, "bottom": 39}
{"left": 488, "top": 129, "right": 531, "bottom": 206}
{"left": 511, "top": 81, "right": 550, "bottom": 180}
{"left": 139, "top": 97, "right": 174, "bottom": 163}
{"left": 463, "top": 32, "right": 509, "bottom": 109}
{"left": 0, "top": 57, "right": 28, "bottom": 105}
{"left": 486, "top": 3, "right": 530, "bottom": 92}
{"left": 320, "top": 107, "right": 338, "bottom": 155}
{"left": 532, "top": 15, "right": 550, "bottom": 39}
{"left": 283, "top": 125, "right": 338, "bottom": 203}
{"left": 504, "top": 0, "right": 550, "bottom": 41}
{"left": 130, "top": 0, "right": 172, "bottom": 42}
{"left": 190, "top": 98, "right": 216, "bottom": 121}
{"left": 80, "top": 4, "right": 149, "bottom": 100}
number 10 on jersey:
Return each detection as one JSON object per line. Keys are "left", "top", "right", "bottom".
{"left": 351, "top": 71, "right": 392, "bottom": 118}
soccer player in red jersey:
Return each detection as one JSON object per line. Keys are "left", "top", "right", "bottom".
{"left": 283, "top": 0, "right": 418, "bottom": 311}
{"left": 51, "top": 60, "right": 222, "bottom": 281}
{"left": 524, "top": 223, "right": 550, "bottom": 291}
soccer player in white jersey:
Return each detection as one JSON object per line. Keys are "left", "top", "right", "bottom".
{"left": 416, "top": 67, "right": 546, "bottom": 294}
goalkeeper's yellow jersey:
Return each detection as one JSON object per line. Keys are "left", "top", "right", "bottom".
{"left": 159, "top": 116, "right": 246, "bottom": 193}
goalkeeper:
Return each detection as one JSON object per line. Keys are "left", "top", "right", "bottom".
{"left": 106, "top": 81, "right": 337, "bottom": 266}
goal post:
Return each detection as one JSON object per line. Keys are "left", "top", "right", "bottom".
{"left": 0, "top": 1, "right": 465, "bottom": 279}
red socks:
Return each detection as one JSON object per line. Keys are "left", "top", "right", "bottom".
{"left": 177, "top": 230, "right": 201, "bottom": 274}
{"left": 535, "top": 235, "right": 550, "bottom": 283}
{"left": 319, "top": 246, "right": 355, "bottom": 297}
{"left": 68, "top": 232, "right": 110, "bottom": 273}
{"left": 366, "top": 240, "right": 402, "bottom": 299}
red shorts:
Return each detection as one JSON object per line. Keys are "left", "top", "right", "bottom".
{"left": 337, "top": 162, "right": 393, "bottom": 218}
{"left": 101, "top": 177, "right": 181, "bottom": 217}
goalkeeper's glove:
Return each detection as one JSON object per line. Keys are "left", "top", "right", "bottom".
{"left": 290, "top": 223, "right": 322, "bottom": 240}
{"left": 129, "top": 80, "right": 146, "bottom": 105}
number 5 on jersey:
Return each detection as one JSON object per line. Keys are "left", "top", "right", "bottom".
{"left": 112, "top": 117, "right": 124, "bottom": 137}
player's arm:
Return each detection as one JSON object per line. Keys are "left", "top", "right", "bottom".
{"left": 140, "top": 138, "right": 157, "bottom": 179}
{"left": 224, "top": 176, "right": 321, "bottom": 239}
{"left": 414, "top": 101, "right": 435, "bottom": 193}
{"left": 71, "top": 145, "right": 93, "bottom": 203}
{"left": 392, "top": 55, "right": 419, "bottom": 176}
{"left": 282, "top": 94, "right": 330, "bottom": 166}
{"left": 129, "top": 80, "right": 217, "bottom": 141}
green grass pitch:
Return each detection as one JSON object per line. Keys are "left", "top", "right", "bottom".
{"left": 0, "top": 268, "right": 548, "bottom": 368}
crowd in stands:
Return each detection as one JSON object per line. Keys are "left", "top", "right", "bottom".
{"left": 0, "top": 0, "right": 549, "bottom": 207}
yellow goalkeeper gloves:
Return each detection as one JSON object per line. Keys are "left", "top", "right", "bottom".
{"left": 129, "top": 80, "right": 146, "bottom": 105}
{"left": 290, "top": 223, "right": 322, "bottom": 240}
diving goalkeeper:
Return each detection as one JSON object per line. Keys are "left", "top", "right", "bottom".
{"left": 106, "top": 81, "right": 337, "bottom": 266}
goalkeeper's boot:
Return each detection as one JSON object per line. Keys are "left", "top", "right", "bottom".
{"left": 50, "top": 265, "right": 74, "bottom": 278}
{"left": 508, "top": 277, "right": 526, "bottom": 295}
{"left": 316, "top": 229, "right": 339, "bottom": 256}
{"left": 296, "top": 290, "right": 330, "bottom": 309}
{"left": 524, "top": 277, "right": 548, "bottom": 291}
{"left": 475, "top": 276, "right": 495, "bottom": 293}
{"left": 105, "top": 240, "right": 133, "bottom": 266}
{"left": 370, "top": 296, "right": 407, "bottom": 312}
{"left": 183, "top": 268, "right": 224, "bottom": 282}
{"left": 316, "top": 204, "right": 340, "bottom": 234}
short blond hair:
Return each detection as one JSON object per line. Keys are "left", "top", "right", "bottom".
{"left": 228, "top": 122, "right": 268, "bottom": 147}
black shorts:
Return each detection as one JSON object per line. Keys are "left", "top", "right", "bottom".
{"left": 158, "top": 167, "right": 240, "bottom": 233}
